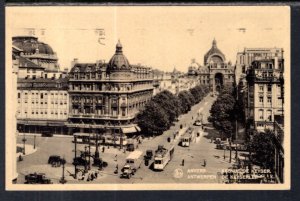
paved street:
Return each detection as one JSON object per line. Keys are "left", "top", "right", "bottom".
{"left": 16, "top": 94, "right": 233, "bottom": 184}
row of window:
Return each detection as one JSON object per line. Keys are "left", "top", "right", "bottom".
{"left": 18, "top": 92, "right": 68, "bottom": 99}
{"left": 22, "top": 110, "right": 68, "bottom": 115}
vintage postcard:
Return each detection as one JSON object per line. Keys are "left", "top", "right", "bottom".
{"left": 5, "top": 6, "right": 290, "bottom": 190}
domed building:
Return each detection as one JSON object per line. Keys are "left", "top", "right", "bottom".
{"left": 12, "top": 36, "right": 66, "bottom": 79}
{"left": 67, "top": 41, "right": 154, "bottom": 143}
{"left": 14, "top": 36, "right": 69, "bottom": 135}
{"left": 188, "top": 39, "right": 235, "bottom": 93}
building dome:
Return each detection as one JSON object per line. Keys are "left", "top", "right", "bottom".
{"left": 108, "top": 40, "right": 131, "bottom": 71}
{"left": 12, "top": 36, "right": 55, "bottom": 55}
{"left": 204, "top": 38, "right": 225, "bottom": 65}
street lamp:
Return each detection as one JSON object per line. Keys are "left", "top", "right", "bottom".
{"left": 73, "top": 135, "right": 78, "bottom": 179}
{"left": 33, "top": 135, "right": 36, "bottom": 149}
{"left": 22, "top": 132, "right": 27, "bottom": 155}
{"left": 59, "top": 157, "right": 67, "bottom": 184}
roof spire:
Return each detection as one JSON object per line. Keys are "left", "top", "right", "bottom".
{"left": 213, "top": 38, "right": 217, "bottom": 48}
{"left": 116, "top": 39, "right": 122, "bottom": 53}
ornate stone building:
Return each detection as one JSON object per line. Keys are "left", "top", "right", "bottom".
{"left": 13, "top": 36, "right": 69, "bottom": 134}
{"left": 67, "top": 41, "right": 153, "bottom": 138}
{"left": 188, "top": 39, "right": 235, "bottom": 92}
{"left": 245, "top": 57, "right": 284, "bottom": 132}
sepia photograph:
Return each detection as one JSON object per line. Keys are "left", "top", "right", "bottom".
{"left": 5, "top": 6, "right": 290, "bottom": 190}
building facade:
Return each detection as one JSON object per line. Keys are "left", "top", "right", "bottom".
{"left": 245, "top": 57, "right": 284, "bottom": 132}
{"left": 67, "top": 41, "right": 153, "bottom": 138}
{"left": 17, "top": 78, "right": 69, "bottom": 134}
{"left": 188, "top": 39, "right": 235, "bottom": 92}
{"left": 236, "top": 48, "right": 284, "bottom": 81}
{"left": 13, "top": 36, "right": 69, "bottom": 134}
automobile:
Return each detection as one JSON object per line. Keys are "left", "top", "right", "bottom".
{"left": 72, "top": 157, "right": 88, "bottom": 166}
{"left": 194, "top": 120, "right": 202, "bottom": 126}
{"left": 48, "top": 155, "right": 62, "bottom": 165}
{"left": 126, "top": 142, "right": 135, "bottom": 152}
{"left": 214, "top": 138, "right": 222, "bottom": 144}
{"left": 24, "top": 173, "right": 52, "bottom": 184}
{"left": 144, "top": 150, "right": 153, "bottom": 160}
{"left": 41, "top": 131, "right": 53, "bottom": 137}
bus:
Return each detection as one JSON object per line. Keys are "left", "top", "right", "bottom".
{"left": 180, "top": 128, "right": 195, "bottom": 147}
{"left": 153, "top": 144, "right": 175, "bottom": 171}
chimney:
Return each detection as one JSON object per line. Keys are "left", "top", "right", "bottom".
{"left": 274, "top": 56, "right": 278, "bottom": 69}
{"left": 71, "top": 58, "right": 78, "bottom": 68}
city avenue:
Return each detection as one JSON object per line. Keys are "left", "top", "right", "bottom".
{"left": 16, "top": 94, "right": 233, "bottom": 184}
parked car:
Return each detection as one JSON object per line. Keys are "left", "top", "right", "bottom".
{"left": 24, "top": 173, "right": 52, "bottom": 184}
{"left": 48, "top": 155, "right": 62, "bottom": 165}
{"left": 72, "top": 157, "right": 88, "bottom": 166}
{"left": 41, "top": 131, "right": 53, "bottom": 137}
{"left": 144, "top": 150, "right": 153, "bottom": 160}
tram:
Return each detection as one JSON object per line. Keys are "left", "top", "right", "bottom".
{"left": 153, "top": 144, "right": 175, "bottom": 171}
{"left": 180, "top": 128, "right": 195, "bottom": 147}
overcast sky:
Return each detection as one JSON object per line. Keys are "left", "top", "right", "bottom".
{"left": 6, "top": 6, "right": 290, "bottom": 72}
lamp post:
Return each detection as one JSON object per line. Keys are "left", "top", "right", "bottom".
{"left": 33, "top": 135, "right": 36, "bottom": 149}
{"left": 22, "top": 132, "right": 27, "bottom": 155}
{"left": 88, "top": 134, "right": 91, "bottom": 170}
{"left": 74, "top": 135, "right": 77, "bottom": 179}
{"left": 59, "top": 157, "right": 67, "bottom": 184}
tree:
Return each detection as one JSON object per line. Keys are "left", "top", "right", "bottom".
{"left": 208, "top": 86, "right": 236, "bottom": 139}
{"left": 136, "top": 101, "right": 170, "bottom": 136}
{"left": 248, "top": 130, "right": 275, "bottom": 170}
{"left": 152, "top": 90, "right": 181, "bottom": 122}
{"left": 178, "top": 90, "right": 193, "bottom": 113}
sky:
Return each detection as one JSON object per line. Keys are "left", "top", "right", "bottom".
{"left": 6, "top": 6, "right": 290, "bottom": 72}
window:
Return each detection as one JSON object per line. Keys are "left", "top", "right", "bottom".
{"left": 18, "top": 93, "right": 21, "bottom": 99}
{"left": 259, "top": 109, "right": 264, "bottom": 120}
{"left": 259, "top": 96, "right": 264, "bottom": 103}
{"left": 33, "top": 69, "right": 36, "bottom": 73}
{"left": 267, "top": 85, "right": 272, "bottom": 92}
{"left": 267, "top": 110, "right": 272, "bottom": 121}
{"left": 267, "top": 97, "right": 272, "bottom": 104}
{"left": 259, "top": 85, "right": 264, "bottom": 91}
{"left": 41, "top": 93, "right": 43, "bottom": 99}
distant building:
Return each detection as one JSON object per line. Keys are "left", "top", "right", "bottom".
{"left": 245, "top": 57, "right": 284, "bottom": 132}
{"left": 188, "top": 39, "right": 235, "bottom": 93}
{"left": 66, "top": 41, "right": 153, "bottom": 140}
{"left": 236, "top": 48, "right": 284, "bottom": 81}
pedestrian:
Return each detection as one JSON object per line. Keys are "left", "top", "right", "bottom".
{"left": 95, "top": 171, "right": 98, "bottom": 178}
{"left": 203, "top": 159, "right": 206, "bottom": 167}
{"left": 102, "top": 146, "right": 105, "bottom": 153}
{"left": 91, "top": 173, "right": 94, "bottom": 181}
{"left": 182, "top": 159, "right": 185, "bottom": 166}
{"left": 116, "top": 164, "right": 119, "bottom": 172}
{"left": 115, "top": 154, "right": 118, "bottom": 161}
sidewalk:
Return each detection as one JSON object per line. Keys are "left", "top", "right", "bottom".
{"left": 18, "top": 133, "right": 73, "bottom": 138}
{"left": 16, "top": 144, "right": 37, "bottom": 157}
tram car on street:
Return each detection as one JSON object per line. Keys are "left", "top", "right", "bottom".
{"left": 180, "top": 128, "right": 196, "bottom": 147}
{"left": 73, "top": 133, "right": 127, "bottom": 146}
{"left": 153, "top": 144, "right": 175, "bottom": 171}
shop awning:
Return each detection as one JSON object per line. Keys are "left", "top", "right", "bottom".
{"left": 135, "top": 126, "right": 141, "bottom": 132}
{"left": 122, "top": 126, "right": 138, "bottom": 134}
